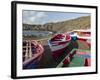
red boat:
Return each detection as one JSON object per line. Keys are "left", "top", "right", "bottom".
{"left": 48, "top": 33, "right": 71, "bottom": 60}
{"left": 73, "top": 29, "right": 91, "bottom": 47}
{"left": 23, "top": 40, "right": 44, "bottom": 69}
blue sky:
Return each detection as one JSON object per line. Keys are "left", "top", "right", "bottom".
{"left": 22, "top": 10, "right": 90, "bottom": 24}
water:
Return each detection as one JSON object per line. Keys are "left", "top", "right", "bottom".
{"left": 23, "top": 30, "right": 53, "bottom": 37}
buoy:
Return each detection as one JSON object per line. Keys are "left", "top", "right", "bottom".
{"left": 84, "top": 58, "right": 89, "bottom": 66}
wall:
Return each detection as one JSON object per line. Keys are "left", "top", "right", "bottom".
{"left": 0, "top": 0, "right": 99, "bottom": 80}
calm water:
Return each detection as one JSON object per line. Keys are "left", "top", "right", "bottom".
{"left": 23, "top": 30, "right": 53, "bottom": 37}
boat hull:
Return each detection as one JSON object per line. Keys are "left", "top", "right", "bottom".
{"left": 48, "top": 40, "right": 70, "bottom": 60}
{"left": 23, "top": 40, "right": 44, "bottom": 69}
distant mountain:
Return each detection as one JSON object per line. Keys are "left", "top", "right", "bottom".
{"left": 23, "top": 16, "right": 90, "bottom": 33}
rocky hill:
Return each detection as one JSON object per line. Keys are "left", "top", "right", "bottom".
{"left": 23, "top": 16, "right": 90, "bottom": 33}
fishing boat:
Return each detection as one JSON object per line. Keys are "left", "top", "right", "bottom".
{"left": 73, "top": 29, "right": 91, "bottom": 47}
{"left": 23, "top": 40, "right": 44, "bottom": 69}
{"left": 48, "top": 33, "right": 71, "bottom": 60}
{"left": 73, "top": 29, "right": 91, "bottom": 40}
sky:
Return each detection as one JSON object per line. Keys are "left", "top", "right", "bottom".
{"left": 22, "top": 10, "right": 90, "bottom": 25}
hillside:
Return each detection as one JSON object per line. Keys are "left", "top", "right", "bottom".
{"left": 23, "top": 16, "right": 90, "bottom": 32}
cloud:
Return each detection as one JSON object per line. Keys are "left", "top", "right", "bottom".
{"left": 22, "top": 11, "right": 47, "bottom": 24}
{"left": 23, "top": 11, "right": 90, "bottom": 24}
